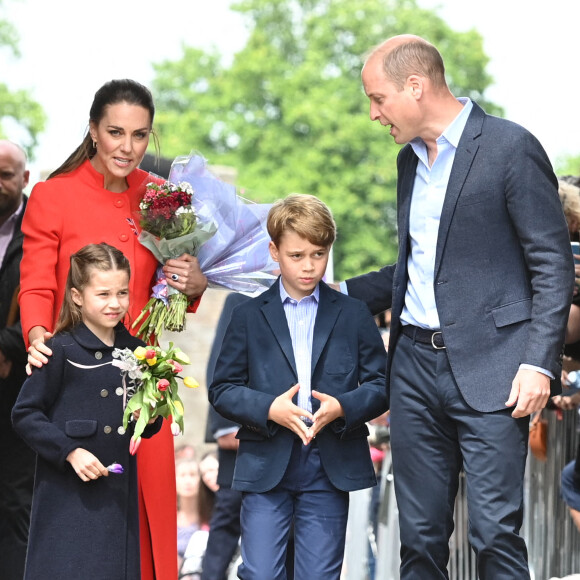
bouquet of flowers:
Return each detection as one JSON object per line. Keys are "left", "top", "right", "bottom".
{"left": 112, "top": 343, "right": 199, "bottom": 454}
{"left": 133, "top": 152, "right": 277, "bottom": 344}
{"left": 131, "top": 180, "right": 217, "bottom": 343}
{"left": 168, "top": 153, "right": 278, "bottom": 295}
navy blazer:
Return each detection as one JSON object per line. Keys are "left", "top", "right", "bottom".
{"left": 208, "top": 280, "right": 388, "bottom": 493}
{"left": 347, "top": 102, "right": 575, "bottom": 412}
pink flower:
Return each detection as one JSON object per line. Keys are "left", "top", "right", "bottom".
{"left": 129, "top": 436, "right": 142, "bottom": 455}
{"left": 168, "top": 360, "right": 183, "bottom": 373}
{"left": 145, "top": 349, "right": 156, "bottom": 360}
{"left": 157, "top": 379, "right": 169, "bottom": 391}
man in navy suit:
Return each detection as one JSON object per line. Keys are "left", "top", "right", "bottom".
{"left": 209, "top": 194, "right": 387, "bottom": 579}
{"left": 342, "top": 35, "right": 575, "bottom": 579}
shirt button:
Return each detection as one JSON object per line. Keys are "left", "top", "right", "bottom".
{"left": 100, "top": 389, "right": 109, "bottom": 398}
{"left": 95, "top": 351, "right": 103, "bottom": 360}
{"left": 117, "top": 426, "right": 126, "bottom": 435}
{"left": 115, "top": 387, "right": 124, "bottom": 396}
{"left": 114, "top": 199, "right": 124, "bottom": 208}
{"left": 118, "top": 233, "right": 129, "bottom": 242}
{"left": 104, "top": 426, "right": 112, "bottom": 434}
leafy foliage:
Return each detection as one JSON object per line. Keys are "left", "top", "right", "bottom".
{"left": 0, "top": 0, "right": 46, "bottom": 157}
{"left": 151, "top": 0, "right": 500, "bottom": 279}
{"left": 555, "top": 153, "right": 580, "bottom": 179}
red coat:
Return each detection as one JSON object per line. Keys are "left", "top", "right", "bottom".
{"left": 20, "top": 160, "right": 178, "bottom": 580}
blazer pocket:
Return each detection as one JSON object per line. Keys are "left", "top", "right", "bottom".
{"left": 65, "top": 420, "right": 98, "bottom": 438}
{"left": 336, "top": 423, "right": 370, "bottom": 441}
{"left": 326, "top": 349, "right": 355, "bottom": 375}
{"left": 491, "top": 299, "right": 532, "bottom": 328}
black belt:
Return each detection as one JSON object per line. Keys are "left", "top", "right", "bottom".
{"left": 401, "top": 325, "right": 445, "bottom": 349}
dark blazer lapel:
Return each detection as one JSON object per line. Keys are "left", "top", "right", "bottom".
{"left": 311, "top": 283, "right": 340, "bottom": 374}
{"left": 397, "top": 147, "right": 417, "bottom": 261}
{"left": 260, "top": 281, "right": 297, "bottom": 374}
{"left": 392, "top": 147, "right": 417, "bottom": 319}
{"left": 434, "top": 104, "right": 484, "bottom": 276}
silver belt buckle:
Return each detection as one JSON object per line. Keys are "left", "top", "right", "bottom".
{"left": 431, "top": 331, "right": 445, "bottom": 349}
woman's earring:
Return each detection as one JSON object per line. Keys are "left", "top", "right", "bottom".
{"left": 93, "top": 140, "right": 97, "bottom": 149}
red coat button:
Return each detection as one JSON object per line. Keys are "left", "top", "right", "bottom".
{"left": 119, "top": 233, "right": 129, "bottom": 242}
{"left": 114, "top": 199, "right": 124, "bottom": 208}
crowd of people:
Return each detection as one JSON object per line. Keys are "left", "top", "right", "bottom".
{"left": 1, "top": 31, "right": 580, "bottom": 580}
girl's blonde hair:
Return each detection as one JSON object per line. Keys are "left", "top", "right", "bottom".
{"left": 54, "top": 243, "right": 131, "bottom": 334}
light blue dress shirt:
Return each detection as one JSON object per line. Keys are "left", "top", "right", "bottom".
{"left": 400, "top": 98, "right": 473, "bottom": 330}
{"left": 280, "top": 282, "right": 319, "bottom": 415}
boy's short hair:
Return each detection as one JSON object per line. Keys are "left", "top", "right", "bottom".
{"left": 267, "top": 193, "right": 336, "bottom": 247}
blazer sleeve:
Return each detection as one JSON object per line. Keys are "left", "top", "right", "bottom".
{"left": 333, "top": 300, "right": 388, "bottom": 431}
{"left": 346, "top": 265, "right": 395, "bottom": 316}
{"left": 505, "top": 130, "right": 574, "bottom": 372}
{"left": 208, "top": 306, "right": 278, "bottom": 438}
{"left": 11, "top": 338, "right": 79, "bottom": 467}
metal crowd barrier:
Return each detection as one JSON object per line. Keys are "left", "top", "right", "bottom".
{"left": 343, "top": 409, "right": 580, "bottom": 580}
{"left": 525, "top": 408, "right": 580, "bottom": 580}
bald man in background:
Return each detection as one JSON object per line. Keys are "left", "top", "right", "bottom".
{"left": 0, "top": 140, "right": 35, "bottom": 580}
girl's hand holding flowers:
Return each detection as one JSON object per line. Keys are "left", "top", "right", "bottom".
{"left": 112, "top": 343, "right": 199, "bottom": 454}
{"left": 67, "top": 448, "right": 109, "bottom": 482}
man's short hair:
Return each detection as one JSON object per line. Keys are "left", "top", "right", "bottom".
{"left": 381, "top": 38, "right": 447, "bottom": 90}
{"left": 267, "top": 193, "right": 336, "bottom": 248}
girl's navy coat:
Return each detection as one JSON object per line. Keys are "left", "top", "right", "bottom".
{"left": 12, "top": 322, "right": 161, "bottom": 580}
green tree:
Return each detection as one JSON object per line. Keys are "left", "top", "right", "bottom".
{"left": 0, "top": 0, "right": 46, "bottom": 157}
{"left": 151, "top": 0, "right": 500, "bottom": 279}
{"left": 555, "top": 153, "right": 580, "bottom": 179}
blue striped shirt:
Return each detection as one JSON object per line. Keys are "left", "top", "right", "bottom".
{"left": 279, "top": 282, "right": 320, "bottom": 415}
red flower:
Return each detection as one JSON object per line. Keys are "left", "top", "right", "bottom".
{"left": 157, "top": 379, "right": 170, "bottom": 391}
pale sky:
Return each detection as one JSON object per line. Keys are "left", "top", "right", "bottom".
{"left": 4, "top": 0, "right": 580, "bottom": 188}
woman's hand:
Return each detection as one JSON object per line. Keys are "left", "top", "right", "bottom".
{"left": 163, "top": 253, "right": 208, "bottom": 299}
{"left": 26, "top": 326, "right": 54, "bottom": 374}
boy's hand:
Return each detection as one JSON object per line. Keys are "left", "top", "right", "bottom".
{"left": 66, "top": 448, "right": 109, "bottom": 482}
{"left": 268, "top": 384, "right": 314, "bottom": 446}
{"left": 309, "top": 390, "right": 345, "bottom": 439}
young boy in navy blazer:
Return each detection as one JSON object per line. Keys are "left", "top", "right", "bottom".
{"left": 208, "top": 194, "right": 388, "bottom": 579}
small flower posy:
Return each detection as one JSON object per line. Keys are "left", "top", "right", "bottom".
{"left": 112, "top": 343, "right": 199, "bottom": 454}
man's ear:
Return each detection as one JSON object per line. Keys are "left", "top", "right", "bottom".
{"left": 407, "top": 75, "right": 423, "bottom": 99}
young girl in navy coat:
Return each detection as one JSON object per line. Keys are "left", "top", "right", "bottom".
{"left": 12, "top": 243, "right": 161, "bottom": 580}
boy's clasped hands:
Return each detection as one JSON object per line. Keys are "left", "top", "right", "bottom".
{"left": 267, "top": 384, "right": 345, "bottom": 446}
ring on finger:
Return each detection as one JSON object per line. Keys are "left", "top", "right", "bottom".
{"left": 171, "top": 273, "right": 179, "bottom": 282}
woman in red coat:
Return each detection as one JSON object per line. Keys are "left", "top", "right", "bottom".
{"left": 20, "top": 79, "right": 207, "bottom": 580}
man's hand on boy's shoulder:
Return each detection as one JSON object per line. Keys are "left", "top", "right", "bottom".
{"left": 309, "top": 391, "right": 345, "bottom": 439}
{"left": 268, "top": 384, "right": 314, "bottom": 446}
